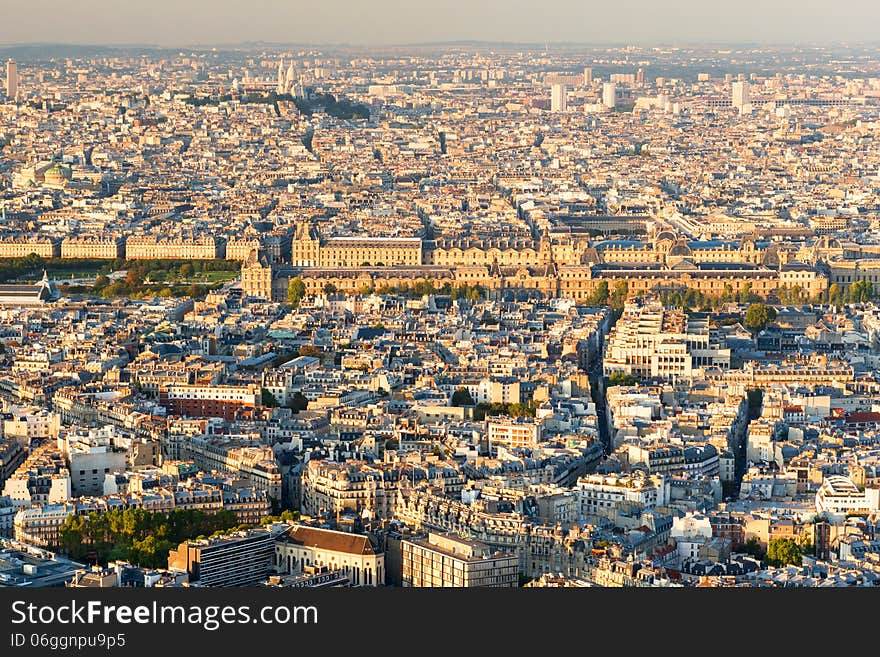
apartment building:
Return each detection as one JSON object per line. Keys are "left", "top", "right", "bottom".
{"left": 576, "top": 472, "right": 669, "bottom": 519}
{"left": 159, "top": 384, "right": 261, "bottom": 421}
{"left": 487, "top": 417, "right": 543, "bottom": 454}
{"left": 125, "top": 235, "right": 222, "bottom": 260}
{"left": 0, "top": 235, "right": 61, "bottom": 258}
{"left": 61, "top": 236, "right": 124, "bottom": 259}
{"left": 168, "top": 525, "right": 285, "bottom": 586}
{"left": 401, "top": 532, "right": 518, "bottom": 587}
{"left": 603, "top": 300, "right": 730, "bottom": 380}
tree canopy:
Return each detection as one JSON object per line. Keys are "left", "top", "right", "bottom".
{"left": 766, "top": 537, "right": 802, "bottom": 567}
{"left": 59, "top": 507, "right": 240, "bottom": 568}
{"left": 288, "top": 277, "right": 306, "bottom": 306}
{"left": 610, "top": 280, "right": 629, "bottom": 311}
{"left": 451, "top": 387, "right": 476, "bottom": 406}
{"left": 607, "top": 371, "right": 638, "bottom": 387}
{"left": 743, "top": 303, "right": 777, "bottom": 332}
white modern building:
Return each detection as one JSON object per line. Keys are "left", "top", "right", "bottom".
{"left": 732, "top": 80, "right": 750, "bottom": 110}
{"left": 815, "top": 475, "right": 880, "bottom": 515}
{"left": 5, "top": 59, "right": 17, "bottom": 99}
{"left": 551, "top": 83, "right": 567, "bottom": 112}
{"left": 602, "top": 82, "right": 617, "bottom": 109}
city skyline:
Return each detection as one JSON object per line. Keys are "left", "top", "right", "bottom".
{"left": 2, "top": 20, "right": 880, "bottom": 595}
{"left": 3, "top": 0, "right": 880, "bottom": 48}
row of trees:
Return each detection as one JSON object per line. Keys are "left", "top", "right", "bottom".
{"left": 473, "top": 401, "right": 539, "bottom": 421}
{"left": 287, "top": 275, "right": 876, "bottom": 318}
{"left": 828, "top": 281, "right": 873, "bottom": 306}
{"left": 58, "top": 507, "right": 241, "bottom": 567}
{"left": 116, "top": 258, "right": 240, "bottom": 282}
{"left": 288, "top": 277, "right": 487, "bottom": 304}
{"left": 740, "top": 536, "right": 804, "bottom": 567}
{"left": 660, "top": 282, "right": 764, "bottom": 311}
{"left": 606, "top": 371, "right": 638, "bottom": 387}
{"left": 583, "top": 280, "right": 629, "bottom": 311}
{"left": 0, "top": 253, "right": 46, "bottom": 282}
{"left": 261, "top": 389, "right": 309, "bottom": 412}
{"left": 91, "top": 275, "right": 216, "bottom": 300}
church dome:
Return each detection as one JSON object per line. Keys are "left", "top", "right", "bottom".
{"left": 44, "top": 164, "right": 72, "bottom": 184}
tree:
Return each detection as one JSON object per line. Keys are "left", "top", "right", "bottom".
{"left": 466, "top": 286, "right": 482, "bottom": 301}
{"left": 451, "top": 387, "right": 476, "bottom": 406}
{"left": 607, "top": 371, "right": 638, "bottom": 387}
{"left": 848, "top": 280, "right": 873, "bottom": 304}
{"left": 828, "top": 283, "right": 844, "bottom": 307}
{"left": 124, "top": 269, "right": 142, "bottom": 286}
{"left": 178, "top": 263, "right": 195, "bottom": 279}
{"left": 323, "top": 283, "right": 338, "bottom": 295}
{"left": 737, "top": 281, "right": 759, "bottom": 304}
{"left": 744, "top": 303, "right": 777, "bottom": 333}
{"left": 298, "top": 345, "right": 321, "bottom": 358}
{"left": 610, "top": 280, "right": 629, "bottom": 311}
{"left": 741, "top": 536, "right": 766, "bottom": 560}
{"left": 288, "top": 277, "right": 306, "bottom": 306}
{"left": 289, "top": 391, "right": 309, "bottom": 413}
{"left": 586, "top": 280, "right": 609, "bottom": 306}
{"left": 767, "top": 537, "right": 802, "bottom": 566}
{"left": 261, "top": 388, "right": 278, "bottom": 407}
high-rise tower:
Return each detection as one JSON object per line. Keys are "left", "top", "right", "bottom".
{"left": 6, "top": 59, "right": 18, "bottom": 99}
{"left": 550, "top": 83, "right": 567, "bottom": 112}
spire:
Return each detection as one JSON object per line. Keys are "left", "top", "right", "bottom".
{"left": 277, "top": 59, "right": 285, "bottom": 94}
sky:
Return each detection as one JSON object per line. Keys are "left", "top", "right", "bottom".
{"left": 1, "top": 0, "right": 879, "bottom": 47}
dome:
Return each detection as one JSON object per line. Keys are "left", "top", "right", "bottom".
{"left": 44, "top": 164, "right": 72, "bottom": 184}
{"left": 655, "top": 230, "right": 677, "bottom": 243}
{"left": 668, "top": 241, "right": 693, "bottom": 257}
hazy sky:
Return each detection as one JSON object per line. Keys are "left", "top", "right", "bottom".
{"left": 2, "top": 0, "right": 879, "bottom": 47}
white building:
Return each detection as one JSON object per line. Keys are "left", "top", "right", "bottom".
{"left": 670, "top": 512, "right": 713, "bottom": 561}
{"left": 401, "top": 532, "right": 518, "bottom": 588}
{"left": 3, "top": 409, "right": 62, "bottom": 441}
{"left": 576, "top": 472, "right": 669, "bottom": 520}
{"left": 5, "top": 59, "right": 17, "bottom": 100}
{"left": 603, "top": 300, "right": 730, "bottom": 381}
{"left": 602, "top": 82, "right": 617, "bottom": 109}
{"left": 732, "top": 80, "right": 750, "bottom": 110}
{"left": 815, "top": 475, "right": 880, "bottom": 515}
{"left": 57, "top": 426, "right": 128, "bottom": 497}
{"left": 551, "top": 83, "right": 567, "bottom": 113}
{"left": 274, "top": 524, "right": 384, "bottom": 587}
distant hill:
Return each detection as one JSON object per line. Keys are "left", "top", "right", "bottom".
{"left": 0, "top": 43, "right": 180, "bottom": 60}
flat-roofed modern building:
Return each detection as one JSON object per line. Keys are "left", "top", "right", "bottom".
{"left": 401, "top": 532, "right": 518, "bottom": 587}
{"left": 167, "top": 524, "right": 286, "bottom": 586}
{"left": 0, "top": 538, "right": 84, "bottom": 587}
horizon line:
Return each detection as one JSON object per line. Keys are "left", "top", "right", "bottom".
{"left": 3, "top": 39, "right": 880, "bottom": 51}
